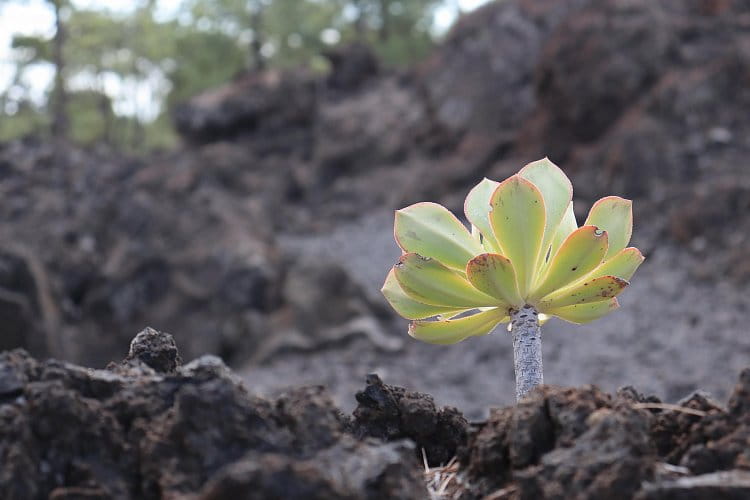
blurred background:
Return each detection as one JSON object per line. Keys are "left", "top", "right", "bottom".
{"left": 0, "top": 0, "right": 748, "bottom": 418}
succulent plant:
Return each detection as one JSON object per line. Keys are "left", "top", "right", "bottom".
{"left": 381, "top": 158, "right": 643, "bottom": 401}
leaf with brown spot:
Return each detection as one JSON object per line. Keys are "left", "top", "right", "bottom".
{"left": 465, "top": 253, "right": 523, "bottom": 308}
{"left": 537, "top": 275, "right": 628, "bottom": 310}
{"left": 530, "top": 225, "right": 608, "bottom": 301}
{"left": 394, "top": 253, "right": 499, "bottom": 308}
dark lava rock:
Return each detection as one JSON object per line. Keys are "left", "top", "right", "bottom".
{"left": 0, "top": 350, "right": 35, "bottom": 400}
{"left": 324, "top": 42, "right": 379, "bottom": 91}
{"left": 6, "top": 330, "right": 750, "bottom": 499}
{"left": 352, "top": 373, "right": 468, "bottom": 467}
{"left": 0, "top": 248, "right": 58, "bottom": 355}
{"left": 463, "top": 385, "right": 615, "bottom": 494}
{"left": 123, "top": 326, "right": 181, "bottom": 373}
{"left": 458, "top": 370, "right": 750, "bottom": 499}
{"left": 0, "top": 139, "right": 286, "bottom": 366}
{"left": 514, "top": 407, "right": 655, "bottom": 500}
{"left": 273, "top": 385, "right": 348, "bottom": 453}
{"left": 649, "top": 391, "right": 726, "bottom": 467}
{"left": 728, "top": 368, "right": 750, "bottom": 419}
{"left": 534, "top": 0, "right": 674, "bottom": 150}
{"left": 674, "top": 370, "right": 750, "bottom": 475}
{"left": 197, "top": 438, "right": 423, "bottom": 500}
{"left": 173, "top": 69, "right": 317, "bottom": 144}
{"left": 0, "top": 334, "right": 427, "bottom": 500}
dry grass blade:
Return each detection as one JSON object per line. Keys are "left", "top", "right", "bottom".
{"left": 423, "top": 451, "right": 462, "bottom": 499}
{"left": 656, "top": 462, "right": 690, "bottom": 475}
{"left": 632, "top": 402, "right": 707, "bottom": 417}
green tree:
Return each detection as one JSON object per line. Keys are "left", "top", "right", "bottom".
{"left": 164, "top": 25, "right": 247, "bottom": 109}
{"left": 185, "top": 0, "right": 268, "bottom": 70}
{"left": 0, "top": 0, "right": 452, "bottom": 152}
{"left": 184, "top": 0, "right": 442, "bottom": 69}
{"left": 49, "top": 0, "right": 69, "bottom": 139}
{"left": 333, "top": 0, "right": 442, "bottom": 65}
{"left": 7, "top": 2, "right": 182, "bottom": 151}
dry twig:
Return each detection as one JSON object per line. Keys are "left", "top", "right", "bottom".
{"left": 632, "top": 402, "right": 707, "bottom": 417}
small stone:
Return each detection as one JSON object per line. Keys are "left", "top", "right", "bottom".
{"left": 125, "top": 327, "right": 182, "bottom": 373}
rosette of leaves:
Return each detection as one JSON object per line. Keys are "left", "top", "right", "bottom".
{"left": 381, "top": 158, "right": 643, "bottom": 400}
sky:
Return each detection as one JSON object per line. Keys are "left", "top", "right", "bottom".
{"left": 0, "top": 0, "right": 491, "bottom": 118}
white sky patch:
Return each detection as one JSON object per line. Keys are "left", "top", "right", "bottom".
{"left": 320, "top": 28, "right": 341, "bottom": 46}
{"left": 434, "top": 0, "right": 490, "bottom": 33}
{"left": 0, "top": 0, "right": 56, "bottom": 99}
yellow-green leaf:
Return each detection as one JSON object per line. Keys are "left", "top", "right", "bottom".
{"left": 546, "top": 298, "right": 620, "bottom": 324}
{"left": 531, "top": 225, "right": 609, "bottom": 301}
{"left": 584, "top": 196, "right": 632, "bottom": 259}
{"left": 409, "top": 307, "right": 507, "bottom": 345}
{"left": 465, "top": 253, "right": 523, "bottom": 308}
{"left": 464, "top": 178, "right": 501, "bottom": 252}
{"left": 381, "top": 269, "right": 468, "bottom": 320}
{"left": 538, "top": 274, "right": 628, "bottom": 309}
{"left": 489, "top": 175, "right": 546, "bottom": 297}
{"left": 395, "top": 202, "right": 483, "bottom": 272}
{"left": 518, "top": 158, "right": 573, "bottom": 260}
{"left": 547, "top": 201, "right": 577, "bottom": 264}
{"left": 394, "top": 253, "right": 499, "bottom": 308}
{"left": 586, "top": 247, "right": 644, "bottom": 282}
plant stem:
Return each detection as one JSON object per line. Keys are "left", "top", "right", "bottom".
{"left": 510, "top": 305, "right": 543, "bottom": 401}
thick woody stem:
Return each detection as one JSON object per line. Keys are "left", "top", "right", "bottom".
{"left": 510, "top": 305, "right": 543, "bottom": 401}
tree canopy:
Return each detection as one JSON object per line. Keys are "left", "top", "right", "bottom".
{"left": 0, "top": 0, "right": 458, "bottom": 152}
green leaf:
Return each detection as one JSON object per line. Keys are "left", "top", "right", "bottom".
{"left": 547, "top": 201, "right": 577, "bottom": 264}
{"left": 585, "top": 247, "right": 644, "bottom": 282}
{"left": 531, "top": 225, "right": 609, "bottom": 301}
{"left": 584, "top": 196, "right": 632, "bottom": 259}
{"left": 394, "top": 253, "right": 500, "bottom": 308}
{"left": 538, "top": 275, "right": 629, "bottom": 309}
{"left": 547, "top": 247, "right": 643, "bottom": 299}
{"left": 464, "top": 178, "right": 501, "bottom": 252}
{"left": 546, "top": 298, "right": 620, "bottom": 324}
{"left": 465, "top": 253, "right": 523, "bottom": 308}
{"left": 489, "top": 175, "right": 546, "bottom": 297}
{"left": 381, "top": 269, "right": 467, "bottom": 320}
{"left": 394, "top": 202, "right": 484, "bottom": 272}
{"left": 409, "top": 307, "right": 508, "bottom": 345}
{"left": 518, "top": 157, "right": 573, "bottom": 260}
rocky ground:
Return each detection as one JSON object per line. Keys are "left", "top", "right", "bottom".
{"left": 3, "top": 328, "right": 750, "bottom": 499}
{"left": 1, "top": 0, "right": 750, "bottom": 489}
